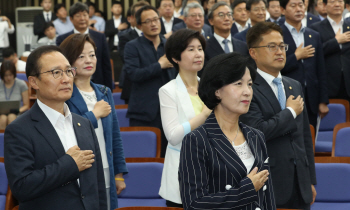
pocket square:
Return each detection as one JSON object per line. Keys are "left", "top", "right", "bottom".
{"left": 264, "top": 157, "right": 269, "bottom": 163}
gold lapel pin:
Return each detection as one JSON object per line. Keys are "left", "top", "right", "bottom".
{"left": 77, "top": 123, "right": 81, "bottom": 126}
{"left": 207, "top": 36, "right": 210, "bottom": 39}
{"left": 348, "top": 26, "right": 350, "bottom": 29}
{"left": 309, "top": 17, "right": 312, "bottom": 20}
{"left": 289, "top": 86, "right": 292, "bottom": 90}
{"left": 309, "top": 35, "right": 312, "bottom": 38}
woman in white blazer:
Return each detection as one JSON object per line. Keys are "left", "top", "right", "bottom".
{"left": 158, "top": 29, "right": 212, "bottom": 207}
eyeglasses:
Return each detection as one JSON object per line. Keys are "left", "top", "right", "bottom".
{"left": 215, "top": 12, "right": 233, "bottom": 19}
{"left": 37, "top": 67, "right": 77, "bottom": 79}
{"left": 141, "top": 17, "right": 161, "bottom": 25}
{"left": 328, "top": 0, "right": 344, "bottom": 4}
{"left": 188, "top": 13, "right": 204, "bottom": 18}
{"left": 251, "top": 44, "right": 289, "bottom": 52}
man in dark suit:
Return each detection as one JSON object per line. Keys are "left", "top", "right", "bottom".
{"left": 266, "top": 0, "right": 283, "bottom": 24}
{"left": 4, "top": 45, "right": 107, "bottom": 210}
{"left": 56, "top": 2, "right": 113, "bottom": 90}
{"left": 157, "top": 0, "right": 184, "bottom": 39}
{"left": 231, "top": 0, "right": 250, "bottom": 36}
{"left": 105, "top": 1, "right": 129, "bottom": 52}
{"left": 34, "top": 0, "right": 57, "bottom": 40}
{"left": 172, "top": 3, "right": 213, "bottom": 40}
{"left": 234, "top": 0, "right": 267, "bottom": 42}
{"left": 123, "top": 5, "right": 177, "bottom": 157}
{"left": 278, "top": 12, "right": 321, "bottom": 26}
{"left": 240, "top": 22, "right": 317, "bottom": 210}
{"left": 280, "top": 0, "right": 329, "bottom": 128}
{"left": 310, "top": 0, "right": 350, "bottom": 100}
{"left": 205, "top": 1, "right": 249, "bottom": 62}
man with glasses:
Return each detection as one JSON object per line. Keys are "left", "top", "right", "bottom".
{"left": 205, "top": 2, "right": 248, "bottom": 62}
{"left": 240, "top": 22, "right": 317, "bottom": 210}
{"left": 4, "top": 45, "right": 107, "bottom": 210}
{"left": 280, "top": 0, "right": 329, "bottom": 129}
{"left": 310, "top": 0, "right": 350, "bottom": 101}
{"left": 234, "top": 0, "right": 267, "bottom": 42}
{"left": 173, "top": 3, "right": 212, "bottom": 40}
{"left": 123, "top": 5, "right": 176, "bottom": 157}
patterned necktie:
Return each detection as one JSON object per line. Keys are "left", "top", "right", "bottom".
{"left": 272, "top": 77, "right": 286, "bottom": 110}
{"left": 222, "top": 39, "right": 230, "bottom": 53}
{"left": 46, "top": 13, "right": 50, "bottom": 22}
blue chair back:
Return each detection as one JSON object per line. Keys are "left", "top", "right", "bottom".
{"left": 16, "top": 73, "right": 28, "bottom": 82}
{"left": 112, "top": 92, "right": 125, "bottom": 105}
{"left": 118, "top": 162, "right": 166, "bottom": 207}
{"left": 334, "top": 127, "right": 350, "bottom": 157}
{"left": 0, "top": 133, "right": 3, "bottom": 157}
{"left": 120, "top": 131, "right": 157, "bottom": 158}
{"left": 0, "top": 162, "right": 8, "bottom": 210}
{"left": 116, "top": 109, "right": 129, "bottom": 127}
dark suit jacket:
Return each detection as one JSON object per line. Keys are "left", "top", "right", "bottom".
{"left": 105, "top": 16, "right": 129, "bottom": 51}
{"left": 233, "top": 25, "right": 251, "bottom": 42}
{"left": 279, "top": 13, "right": 321, "bottom": 27}
{"left": 34, "top": 13, "right": 57, "bottom": 40}
{"left": 160, "top": 17, "right": 183, "bottom": 34}
{"left": 123, "top": 35, "right": 177, "bottom": 121}
{"left": 309, "top": 18, "right": 350, "bottom": 98}
{"left": 231, "top": 23, "right": 239, "bottom": 36}
{"left": 179, "top": 113, "right": 276, "bottom": 210}
{"left": 280, "top": 24, "right": 328, "bottom": 114}
{"left": 172, "top": 22, "right": 213, "bottom": 40}
{"left": 4, "top": 102, "right": 107, "bottom": 210}
{"left": 56, "top": 30, "right": 113, "bottom": 90}
{"left": 240, "top": 74, "right": 316, "bottom": 206}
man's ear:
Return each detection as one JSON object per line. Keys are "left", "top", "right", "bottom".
{"left": 249, "top": 48, "right": 257, "bottom": 60}
{"left": 280, "top": 6, "right": 285, "bottom": 15}
{"left": 28, "top": 76, "right": 39, "bottom": 90}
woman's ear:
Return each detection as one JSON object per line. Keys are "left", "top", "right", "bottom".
{"left": 215, "top": 89, "right": 221, "bottom": 100}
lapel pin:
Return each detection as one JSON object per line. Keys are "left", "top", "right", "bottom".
{"left": 309, "top": 35, "right": 312, "bottom": 38}
{"left": 289, "top": 86, "right": 292, "bottom": 90}
{"left": 348, "top": 26, "right": 350, "bottom": 29}
{"left": 77, "top": 123, "right": 81, "bottom": 126}
{"left": 309, "top": 17, "right": 312, "bottom": 20}
{"left": 207, "top": 36, "right": 210, "bottom": 39}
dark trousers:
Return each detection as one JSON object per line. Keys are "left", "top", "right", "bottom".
{"left": 166, "top": 200, "right": 183, "bottom": 208}
{"left": 334, "top": 73, "right": 350, "bottom": 102}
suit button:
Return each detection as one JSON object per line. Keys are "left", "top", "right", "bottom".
{"left": 225, "top": 185, "right": 232, "bottom": 190}
{"left": 110, "top": 151, "right": 112, "bottom": 156}
{"left": 263, "top": 185, "right": 267, "bottom": 191}
{"left": 81, "top": 194, "right": 85, "bottom": 199}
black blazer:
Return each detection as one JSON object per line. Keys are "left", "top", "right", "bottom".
{"left": 56, "top": 30, "right": 113, "bottom": 90}
{"left": 280, "top": 24, "right": 328, "bottom": 114}
{"left": 231, "top": 23, "right": 239, "bottom": 36}
{"left": 279, "top": 13, "right": 321, "bottom": 27}
{"left": 34, "top": 13, "right": 57, "bottom": 40}
{"left": 240, "top": 74, "right": 316, "bottom": 206}
{"left": 233, "top": 26, "right": 251, "bottom": 42}
{"left": 179, "top": 113, "right": 276, "bottom": 210}
{"left": 4, "top": 102, "right": 107, "bottom": 210}
{"left": 105, "top": 16, "right": 129, "bottom": 51}
{"left": 160, "top": 17, "right": 183, "bottom": 34}
{"left": 309, "top": 18, "right": 350, "bottom": 98}
{"left": 172, "top": 22, "right": 213, "bottom": 40}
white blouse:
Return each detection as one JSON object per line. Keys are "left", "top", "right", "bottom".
{"left": 232, "top": 141, "right": 255, "bottom": 174}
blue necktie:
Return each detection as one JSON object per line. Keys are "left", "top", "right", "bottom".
{"left": 272, "top": 78, "right": 286, "bottom": 110}
{"left": 222, "top": 39, "right": 230, "bottom": 53}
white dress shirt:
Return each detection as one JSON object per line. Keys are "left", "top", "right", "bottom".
{"left": 214, "top": 33, "right": 233, "bottom": 52}
{"left": 134, "top": 27, "right": 143, "bottom": 37}
{"left": 162, "top": 16, "right": 174, "bottom": 34}
{"left": 38, "top": 36, "right": 57, "bottom": 45}
{"left": 327, "top": 15, "right": 344, "bottom": 49}
{"left": 234, "top": 21, "right": 249, "bottom": 32}
{"left": 302, "top": 11, "right": 307, "bottom": 27}
{"left": 43, "top": 11, "right": 52, "bottom": 22}
{"left": 74, "top": 28, "right": 89, "bottom": 34}
{"left": 257, "top": 69, "right": 297, "bottom": 118}
{"left": 0, "top": 21, "right": 14, "bottom": 48}
{"left": 284, "top": 21, "right": 305, "bottom": 48}
{"left": 113, "top": 15, "right": 122, "bottom": 46}
{"left": 174, "top": 8, "right": 183, "bottom": 18}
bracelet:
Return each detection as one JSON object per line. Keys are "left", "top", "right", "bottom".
{"left": 115, "top": 178, "right": 124, "bottom": 181}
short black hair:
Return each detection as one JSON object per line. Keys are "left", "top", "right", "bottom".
{"left": 246, "top": 0, "right": 267, "bottom": 10}
{"left": 345, "top": 0, "right": 350, "bottom": 5}
{"left": 112, "top": 1, "right": 123, "bottom": 6}
{"left": 26, "top": 45, "right": 62, "bottom": 79}
{"left": 246, "top": 21, "right": 283, "bottom": 49}
{"left": 54, "top": 3, "right": 65, "bottom": 14}
{"left": 40, "top": 0, "right": 51, "bottom": 3}
{"left": 156, "top": 0, "right": 174, "bottom": 9}
{"left": 198, "top": 53, "right": 256, "bottom": 109}
{"left": 280, "top": 0, "right": 304, "bottom": 8}
{"left": 232, "top": 0, "right": 247, "bottom": 10}
{"left": 126, "top": 7, "right": 132, "bottom": 17}
{"left": 267, "top": 0, "right": 279, "bottom": 7}
{"left": 2, "top": 47, "right": 16, "bottom": 58}
{"left": 69, "top": 2, "right": 89, "bottom": 18}
{"left": 135, "top": 5, "right": 159, "bottom": 25}
{"left": 85, "top": 2, "right": 96, "bottom": 9}
{"left": 44, "top": 22, "right": 55, "bottom": 31}
{"left": 165, "top": 29, "right": 206, "bottom": 71}
{"left": 208, "top": 2, "right": 231, "bottom": 19}
{"left": 131, "top": 1, "right": 150, "bottom": 16}
{"left": 0, "top": 60, "right": 17, "bottom": 79}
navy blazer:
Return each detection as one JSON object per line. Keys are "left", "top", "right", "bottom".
{"left": 160, "top": 17, "right": 183, "bottom": 34}
{"left": 105, "top": 16, "right": 129, "bottom": 51}
{"left": 179, "top": 113, "right": 276, "bottom": 210}
{"left": 309, "top": 18, "right": 350, "bottom": 98}
{"left": 233, "top": 25, "right": 251, "bottom": 42}
{"left": 66, "top": 82, "right": 128, "bottom": 209}
{"left": 240, "top": 74, "right": 316, "bottom": 206}
{"left": 172, "top": 22, "right": 213, "bottom": 40}
{"left": 56, "top": 30, "right": 113, "bottom": 90}
{"left": 231, "top": 23, "right": 239, "bottom": 36}
{"left": 123, "top": 35, "right": 177, "bottom": 122}
{"left": 280, "top": 24, "right": 328, "bottom": 114}
{"left": 33, "top": 13, "right": 57, "bottom": 40}
{"left": 4, "top": 102, "right": 107, "bottom": 210}
{"left": 279, "top": 13, "right": 321, "bottom": 27}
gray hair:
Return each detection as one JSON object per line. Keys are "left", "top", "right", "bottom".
{"left": 181, "top": 0, "right": 201, "bottom": 9}
{"left": 208, "top": 2, "right": 232, "bottom": 19}
{"left": 183, "top": 3, "right": 205, "bottom": 17}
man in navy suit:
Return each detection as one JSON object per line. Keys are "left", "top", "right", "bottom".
{"left": 172, "top": 3, "right": 213, "bottom": 40}
{"left": 56, "top": 2, "right": 113, "bottom": 90}
{"left": 157, "top": 0, "right": 184, "bottom": 38}
{"left": 280, "top": 0, "right": 329, "bottom": 128}
{"left": 205, "top": 2, "right": 249, "bottom": 62}
{"left": 241, "top": 22, "right": 317, "bottom": 210}
{"left": 4, "top": 45, "right": 107, "bottom": 210}
{"left": 278, "top": 0, "right": 321, "bottom": 26}
{"left": 34, "top": 0, "right": 57, "bottom": 40}
{"left": 231, "top": 0, "right": 250, "bottom": 36}
{"left": 310, "top": 0, "right": 350, "bottom": 100}
{"left": 234, "top": 0, "right": 267, "bottom": 42}
{"left": 123, "top": 5, "right": 177, "bottom": 157}
{"left": 266, "top": 0, "right": 283, "bottom": 24}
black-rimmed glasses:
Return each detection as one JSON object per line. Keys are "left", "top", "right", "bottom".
{"left": 37, "top": 67, "right": 77, "bottom": 79}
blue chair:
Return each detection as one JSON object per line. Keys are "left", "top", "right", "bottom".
{"left": 0, "top": 133, "right": 3, "bottom": 157}
{"left": 0, "top": 162, "right": 8, "bottom": 210}
{"left": 315, "top": 104, "right": 346, "bottom": 152}
{"left": 112, "top": 92, "right": 125, "bottom": 105}
{"left": 332, "top": 123, "right": 350, "bottom": 157}
{"left": 16, "top": 73, "right": 28, "bottom": 82}
{"left": 118, "top": 162, "right": 166, "bottom": 207}
{"left": 120, "top": 127, "right": 160, "bottom": 158}
{"left": 311, "top": 163, "right": 350, "bottom": 210}
{"left": 116, "top": 109, "right": 129, "bottom": 127}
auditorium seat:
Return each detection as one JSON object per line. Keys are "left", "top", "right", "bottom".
{"left": 16, "top": 73, "right": 27, "bottom": 82}
{"left": 0, "top": 162, "right": 8, "bottom": 210}
{"left": 118, "top": 162, "right": 166, "bottom": 207}
{"left": 112, "top": 92, "right": 125, "bottom": 106}
{"left": 0, "top": 133, "right": 4, "bottom": 157}
{"left": 311, "top": 163, "right": 350, "bottom": 210}
{"left": 332, "top": 122, "right": 350, "bottom": 157}
{"left": 116, "top": 109, "right": 129, "bottom": 127}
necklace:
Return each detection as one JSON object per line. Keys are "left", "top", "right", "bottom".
{"left": 183, "top": 80, "right": 198, "bottom": 95}
{"left": 80, "top": 91, "right": 97, "bottom": 102}
{"left": 230, "top": 126, "right": 239, "bottom": 145}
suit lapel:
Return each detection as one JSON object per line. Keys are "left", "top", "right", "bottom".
{"left": 254, "top": 73, "right": 282, "bottom": 113}
{"left": 281, "top": 25, "right": 297, "bottom": 54}
{"left": 303, "top": 28, "right": 313, "bottom": 48}
{"left": 209, "top": 37, "right": 225, "bottom": 55}
{"left": 282, "top": 76, "right": 294, "bottom": 100}
{"left": 175, "top": 75, "right": 196, "bottom": 120}
{"left": 69, "top": 84, "right": 89, "bottom": 115}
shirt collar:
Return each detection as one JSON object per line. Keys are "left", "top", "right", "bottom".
{"left": 162, "top": 16, "right": 174, "bottom": 23}
{"left": 43, "top": 11, "right": 51, "bottom": 16}
{"left": 235, "top": 21, "right": 249, "bottom": 30}
{"left": 37, "top": 99, "right": 73, "bottom": 127}
{"left": 134, "top": 27, "right": 143, "bottom": 36}
{"left": 113, "top": 15, "right": 122, "bottom": 21}
{"left": 269, "top": 16, "right": 281, "bottom": 22}
{"left": 257, "top": 68, "right": 282, "bottom": 85}
{"left": 74, "top": 28, "right": 89, "bottom": 34}
{"left": 214, "top": 32, "right": 231, "bottom": 44}
{"left": 327, "top": 15, "right": 344, "bottom": 25}
{"left": 284, "top": 21, "right": 306, "bottom": 33}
